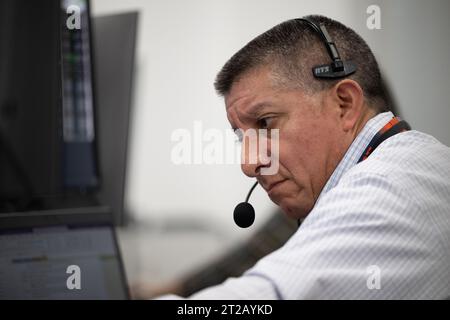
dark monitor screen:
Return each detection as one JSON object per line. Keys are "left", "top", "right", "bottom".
{"left": 60, "top": 0, "right": 99, "bottom": 190}
{"left": 0, "top": 0, "right": 99, "bottom": 212}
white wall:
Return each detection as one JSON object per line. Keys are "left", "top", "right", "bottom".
{"left": 91, "top": 0, "right": 355, "bottom": 239}
{"left": 348, "top": 0, "right": 450, "bottom": 147}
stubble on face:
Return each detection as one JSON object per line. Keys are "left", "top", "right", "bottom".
{"left": 226, "top": 67, "right": 351, "bottom": 219}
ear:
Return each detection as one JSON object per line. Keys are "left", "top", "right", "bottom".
{"left": 332, "top": 79, "right": 364, "bottom": 132}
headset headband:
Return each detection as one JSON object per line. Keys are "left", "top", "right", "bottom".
{"left": 295, "top": 18, "right": 357, "bottom": 79}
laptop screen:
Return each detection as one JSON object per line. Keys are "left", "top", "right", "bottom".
{"left": 0, "top": 209, "right": 128, "bottom": 300}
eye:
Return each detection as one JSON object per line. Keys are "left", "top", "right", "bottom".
{"left": 234, "top": 128, "right": 244, "bottom": 143}
{"left": 257, "top": 116, "right": 274, "bottom": 129}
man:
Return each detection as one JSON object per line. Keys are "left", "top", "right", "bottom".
{"left": 160, "top": 15, "right": 450, "bottom": 299}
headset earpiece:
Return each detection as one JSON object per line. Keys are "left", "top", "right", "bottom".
{"left": 312, "top": 60, "right": 357, "bottom": 79}
{"left": 295, "top": 19, "right": 358, "bottom": 79}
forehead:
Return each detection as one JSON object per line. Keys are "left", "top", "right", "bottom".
{"left": 225, "top": 67, "right": 276, "bottom": 111}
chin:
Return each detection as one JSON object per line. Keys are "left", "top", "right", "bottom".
{"left": 269, "top": 186, "right": 314, "bottom": 220}
{"left": 278, "top": 197, "right": 314, "bottom": 220}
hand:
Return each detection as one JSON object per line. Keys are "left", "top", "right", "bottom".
{"left": 129, "top": 280, "right": 184, "bottom": 300}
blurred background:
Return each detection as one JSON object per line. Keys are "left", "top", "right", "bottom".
{"left": 1, "top": 0, "right": 449, "bottom": 297}
{"left": 90, "top": 0, "right": 450, "bottom": 291}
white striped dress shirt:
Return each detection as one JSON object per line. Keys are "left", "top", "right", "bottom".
{"left": 161, "top": 111, "right": 450, "bottom": 299}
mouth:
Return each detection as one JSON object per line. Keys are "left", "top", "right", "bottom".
{"left": 265, "top": 179, "right": 287, "bottom": 195}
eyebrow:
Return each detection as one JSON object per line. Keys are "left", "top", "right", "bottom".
{"left": 245, "top": 102, "right": 274, "bottom": 118}
{"left": 229, "top": 102, "right": 275, "bottom": 131}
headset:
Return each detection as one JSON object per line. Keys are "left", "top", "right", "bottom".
{"left": 233, "top": 18, "right": 356, "bottom": 228}
{"left": 297, "top": 18, "right": 357, "bottom": 79}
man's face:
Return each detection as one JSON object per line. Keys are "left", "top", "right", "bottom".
{"left": 226, "top": 67, "right": 351, "bottom": 219}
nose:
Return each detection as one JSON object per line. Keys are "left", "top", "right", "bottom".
{"left": 241, "top": 160, "right": 263, "bottom": 178}
{"left": 240, "top": 132, "right": 272, "bottom": 178}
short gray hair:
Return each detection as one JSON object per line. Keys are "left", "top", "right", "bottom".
{"left": 214, "top": 15, "right": 390, "bottom": 113}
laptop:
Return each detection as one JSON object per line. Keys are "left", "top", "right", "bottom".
{"left": 0, "top": 207, "right": 129, "bottom": 299}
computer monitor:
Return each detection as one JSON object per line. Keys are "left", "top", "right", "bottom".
{"left": 92, "top": 12, "right": 138, "bottom": 226}
{"left": 0, "top": 0, "right": 99, "bottom": 212}
{"left": 60, "top": 0, "right": 99, "bottom": 190}
{"left": 0, "top": 207, "right": 129, "bottom": 299}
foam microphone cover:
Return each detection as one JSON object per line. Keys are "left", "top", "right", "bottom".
{"left": 233, "top": 202, "right": 255, "bottom": 228}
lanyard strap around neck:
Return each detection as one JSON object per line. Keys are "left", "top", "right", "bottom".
{"left": 358, "top": 117, "right": 411, "bottom": 163}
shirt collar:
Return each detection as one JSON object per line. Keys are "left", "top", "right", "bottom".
{"left": 316, "top": 111, "right": 395, "bottom": 202}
